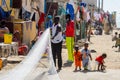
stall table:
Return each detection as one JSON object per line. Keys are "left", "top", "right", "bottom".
{"left": 0, "top": 42, "right": 18, "bottom": 58}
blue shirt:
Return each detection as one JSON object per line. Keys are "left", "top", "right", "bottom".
{"left": 81, "top": 49, "right": 90, "bottom": 60}
{"left": 46, "top": 19, "right": 53, "bottom": 29}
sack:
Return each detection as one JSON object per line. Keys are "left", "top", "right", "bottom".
{"left": 88, "top": 61, "right": 92, "bottom": 70}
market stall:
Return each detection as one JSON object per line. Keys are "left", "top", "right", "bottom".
{"left": 13, "top": 21, "right": 36, "bottom": 47}
{"left": 0, "top": 42, "right": 18, "bottom": 58}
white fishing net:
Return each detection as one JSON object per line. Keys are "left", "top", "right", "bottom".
{"left": 0, "top": 29, "right": 61, "bottom": 80}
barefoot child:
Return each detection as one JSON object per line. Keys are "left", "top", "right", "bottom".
{"left": 115, "top": 34, "right": 120, "bottom": 51}
{"left": 74, "top": 45, "right": 82, "bottom": 71}
{"left": 95, "top": 53, "right": 107, "bottom": 71}
{"left": 112, "top": 32, "right": 118, "bottom": 48}
{"left": 81, "top": 43, "right": 92, "bottom": 70}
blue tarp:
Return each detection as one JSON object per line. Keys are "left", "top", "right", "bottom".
{"left": 66, "top": 3, "right": 74, "bottom": 20}
{"left": 0, "top": 7, "right": 12, "bottom": 19}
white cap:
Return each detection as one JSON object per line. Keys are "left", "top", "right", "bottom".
{"left": 75, "top": 45, "right": 79, "bottom": 47}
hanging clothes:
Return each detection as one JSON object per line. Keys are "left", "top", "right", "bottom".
{"left": 18, "top": 7, "right": 31, "bottom": 21}
{"left": 80, "top": 2, "right": 86, "bottom": 7}
{"left": 31, "top": 12, "right": 36, "bottom": 21}
{"left": 38, "top": 12, "right": 45, "bottom": 33}
{"left": 38, "top": 12, "right": 45, "bottom": 27}
{"left": 58, "top": 6, "right": 66, "bottom": 16}
{"left": 76, "top": 7, "right": 80, "bottom": 21}
{"left": 12, "top": 0, "right": 22, "bottom": 8}
{"left": 0, "top": 7, "right": 12, "bottom": 19}
{"left": 18, "top": 8, "right": 22, "bottom": 19}
{"left": 81, "top": 21, "right": 86, "bottom": 39}
{"left": 10, "top": 0, "right": 13, "bottom": 8}
{"left": 22, "top": 9, "right": 31, "bottom": 21}
{"left": 66, "top": 3, "right": 74, "bottom": 20}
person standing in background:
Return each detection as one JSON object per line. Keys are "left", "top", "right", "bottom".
{"left": 112, "top": 32, "right": 118, "bottom": 48}
{"left": 51, "top": 16, "right": 63, "bottom": 71}
{"left": 45, "top": 15, "right": 53, "bottom": 29}
{"left": 65, "top": 14, "right": 75, "bottom": 62}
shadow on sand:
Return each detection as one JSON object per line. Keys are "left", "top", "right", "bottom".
{"left": 115, "top": 50, "right": 120, "bottom": 52}
{"left": 73, "top": 70, "right": 107, "bottom": 73}
{"left": 63, "top": 62, "right": 73, "bottom": 67}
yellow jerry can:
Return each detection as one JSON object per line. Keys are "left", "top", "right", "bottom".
{"left": 4, "top": 34, "right": 12, "bottom": 44}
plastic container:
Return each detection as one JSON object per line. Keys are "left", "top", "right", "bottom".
{"left": 4, "top": 34, "right": 12, "bottom": 44}
{"left": 0, "top": 59, "right": 2, "bottom": 70}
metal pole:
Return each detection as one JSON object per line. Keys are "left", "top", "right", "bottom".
{"left": 98, "top": 0, "right": 100, "bottom": 12}
{"left": 101, "top": 0, "right": 103, "bottom": 10}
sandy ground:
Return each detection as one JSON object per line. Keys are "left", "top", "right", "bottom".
{"left": 0, "top": 30, "right": 120, "bottom": 80}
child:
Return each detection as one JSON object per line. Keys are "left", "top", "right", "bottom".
{"left": 115, "top": 34, "right": 120, "bottom": 51}
{"left": 81, "top": 43, "right": 92, "bottom": 70}
{"left": 74, "top": 45, "right": 82, "bottom": 71}
{"left": 112, "top": 32, "right": 118, "bottom": 41}
{"left": 112, "top": 32, "right": 118, "bottom": 48}
{"left": 95, "top": 53, "right": 107, "bottom": 71}
{"left": 13, "top": 30, "right": 21, "bottom": 46}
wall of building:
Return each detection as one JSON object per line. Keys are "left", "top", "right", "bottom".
{"left": 82, "top": 0, "right": 97, "bottom": 7}
{"left": 0, "top": 0, "right": 1, "bottom": 6}
{"left": 0, "top": 0, "right": 10, "bottom": 10}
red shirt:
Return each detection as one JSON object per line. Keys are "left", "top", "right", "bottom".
{"left": 38, "top": 12, "right": 45, "bottom": 35}
{"left": 66, "top": 21, "right": 74, "bottom": 37}
{"left": 74, "top": 51, "right": 82, "bottom": 66}
{"left": 95, "top": 56, "right": 104, "bottom": 64}
{"left": 38, "top": 12, "right": 45, "bottom": 27}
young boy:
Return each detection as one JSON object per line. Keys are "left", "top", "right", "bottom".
{"left": 112, "top": 32, "right": 118, "bottom": 41}
{"left": 112, "top": 32, "right": 118, "bottom": 48}
{"left": 81, "top": 43, "right": 92, "bottom": 70}
{"left": 74, "top": 45, "right": 82, "bottom": 71}
{"left": 95, "top": 53, "right": 107, "bottom": 71}
{"left": 115, "top": 34, "right": 120, "bottom": 52}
